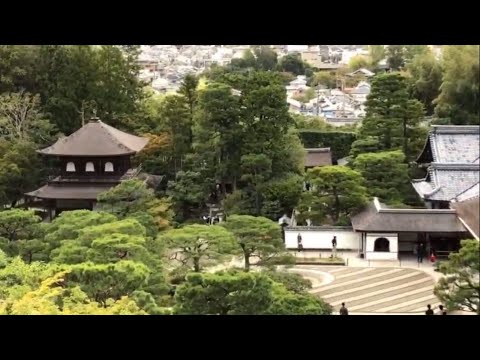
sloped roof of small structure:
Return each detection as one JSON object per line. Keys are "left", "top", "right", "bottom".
{"left": 304, "top": 148, "right": 332, "bottom": 167}
{"left": 25, "top": 184, "right": 114, "bottom": 200}
{"left": 450, "top": 197, "right": 480, "bottom": 240}
{"left": 38, "top": 119, "right": 149, "bottom": 157}
{"left": 347, "top": 68, "right": 374, "bottom": 77}
{"left": 351, "top": 198, "right": 467, "bottom": 233}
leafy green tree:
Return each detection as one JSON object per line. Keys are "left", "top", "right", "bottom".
{"left": 241, "top": 154, "right": 272, "bottom": 215}
{"left": 353, "top": 150, "right": 410, "bottom": 204}
{"left": 161, "top": 224, "right": 237, "bottom": 272}
{"left": 86, "top": 233, "right": 149, "bottom": 264}
{"left": 0, "top": 269, "right": 147, "bottom": 314}
{"left": 50, "top": 218, "right": 147, "bottom": 264}
{"left": 434, "top": 239, "right": 479, "bottom": 314}
{"left": 45, "top": 210, "right": 117, "bottom": 244}
{"left": 0, "top": 45, "right": 38, "bottom": 93}
{"left": 301, "top": 166, "right": 368, "bottom": 224}
{"left": 0, "top": 257, "right": 61, "bottom": 301}
{"left": 35, "top": 45, "right": 97, "bottom": 134}
{"left": 360, "top": 73, "right": 425, "bottom": 160}
{"left": 369, "top": 45, "right": 385, "bottom": 67}
{"left": 0, "top": 139, "right": 47, "bottom": 207}
{"left": 260, "top": 174, "right": 303, "bottom": 220}
{"left": 174, "top": 270, "right": 332, "bottom": 315}
{"left": 262, "top": 270, "right": 312, "bottom": 294}
{"left": 94, "top": 45, "right": 144, "bottom": 128}
{"left": 178, "top": 74, "right": 198, "bottom": 145}
{"left": 349, "top": 55, "right": 370, "bottom": 71}
{"left": 156, "top": 94, "right": 191, "bottom": 174}
{"left": 350, "top": 136, "right": 382, "bottom": 158}
{"left": 67, "top": 261, "right": 151, "bottom": 306}
{"left": 193, "top": 82, "right": 243, "bottom": 196}
{"left": 97, "top": 179, "right": 173, "bottom": 232}
{"left": 266, "top": 283, "right": 332, "bottom": 315}
{"left": 434, "top": 45, "right": 479, "bottom": 125}
{"left": 252, "top": 46, "right": 278, "bottom": 71}
{"left": 386, "top": 45, "right": 406, "bottom": 70}
{"left": 34, "top": 45, "right": 144, "bottom": 134}
{"left": 406, "top": 51, "right": 443, "bottom": 115}
{"left": 278, "top": 54, "right": 306, "bottom": 75}
{"left": 221, "top": 215, "right": 284, "bottom": 271}
{"left": 0, "top": 91, "right": 57, "bottom": 144}
{"left": 0, "top": 209, "right": 40, "bottom": 242}
{"left": 404, "top": 45, "right": 430, "bottom": 63}
{"left": 174, "top": 271, "right": 274, "bottom": 314}
{"left": 167, "top": 170, "right": 213, "bottom": 222}
{"left": 311, "top": 72, "right": 337, "bottom": 88}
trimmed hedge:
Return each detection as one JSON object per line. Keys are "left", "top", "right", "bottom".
{"left": 294, "top": 257, "right": 346, "bottom": 266}
{"left": 298, "top": 130, "right": 357, "bottom": 161}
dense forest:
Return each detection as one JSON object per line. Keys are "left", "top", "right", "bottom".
{"left": 0, "top": 45, "right": 478, "bottom": 314}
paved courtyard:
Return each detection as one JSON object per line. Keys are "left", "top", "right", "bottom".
{"left": 291, "top": 265, "right": 438, "bottom": 314}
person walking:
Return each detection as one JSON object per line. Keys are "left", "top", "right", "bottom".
{"left": 339, "top": 302, "right": 348, "bottom": 315}
{"left": 332, "top": 236, "right": 337, "bottom": 258}
{"left": 417, "top": 243, "right": 425, "bottom": 263}
{"left": 297, "top": 233, "right": 304, "bottom": 253}
{"left": 425, "top": 304, "right": 434, "bottom": 315}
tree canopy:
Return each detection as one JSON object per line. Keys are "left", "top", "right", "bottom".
{"left": 434, "top": 239, "right": 479, "bottom": 314}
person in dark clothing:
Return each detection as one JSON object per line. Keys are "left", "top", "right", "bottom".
{"left": 425, "top": 304, "right": 434, "bottom": 315}
{"left": 339, "top": 302, "right": 348, "bottom": 315}
{"left": 331, "top": 236, "right": 337, "bottom": 258}
{"left": 417, "top": 243, "right": 425, "bottom": 263}
{"left": 297, "top": 234, "right": 303, "bottom": 252}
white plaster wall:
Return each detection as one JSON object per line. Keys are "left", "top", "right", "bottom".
{"left": 285, "top": 229, "right": 360, "bottom": 250}
{"left": 365, "top": 233, "right": 398, "bottom": 260}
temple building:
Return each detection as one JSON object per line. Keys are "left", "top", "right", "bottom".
{"left": 25, "top": 118, "right": 149, "bottom": 220}
{"left": 284, "top": 125, "right": 479, "bottom": 261}
{"left": 412, "top": 125, "right": 479, "bottom": 209}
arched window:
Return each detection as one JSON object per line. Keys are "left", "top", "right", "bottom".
{"left": 104, "top": 162, "right": 114, "bottom": 172}
{"left": 374, "top": 238, "right": 390, "bottom": 252}
{"left": 66, "top": 162, "right": 76, "bottom": 172}
{"left": 85, "top": 162, "right": 95, "bottom": 172}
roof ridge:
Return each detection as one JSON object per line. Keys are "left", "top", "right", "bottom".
{"left": 98, "top": 121, "right": 135, "bottom": 153}
{"left": 431, "top": 163, "right": 480, "bottom": 170}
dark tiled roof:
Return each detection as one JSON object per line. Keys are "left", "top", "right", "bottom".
{"left": 417, "top": 125, "right": 480, "bottom": 164}
{"left": 413, "top": 125, "right": 480, "bottom": 201}
{"left": 38, "top": 119, "right": 149, "bottom": 157}
{"left": 351, "top": 198, "right": 467, "bottom": 233}
{"left": 305, "top": 148, "right": 332, "bottom": 167}
{"left": 25, "top": 184, "right": 114, "bottom": 200}
{"left": 412, "top": 164, "right": 480, "bottom": 201}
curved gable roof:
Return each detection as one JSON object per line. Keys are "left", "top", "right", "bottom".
{"left": 38, "top": 119, "right": 148, "bottom": 157}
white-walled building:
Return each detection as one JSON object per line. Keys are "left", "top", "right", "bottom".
{"left": 286, "top": 197, "right": 471, "bottom": 261}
